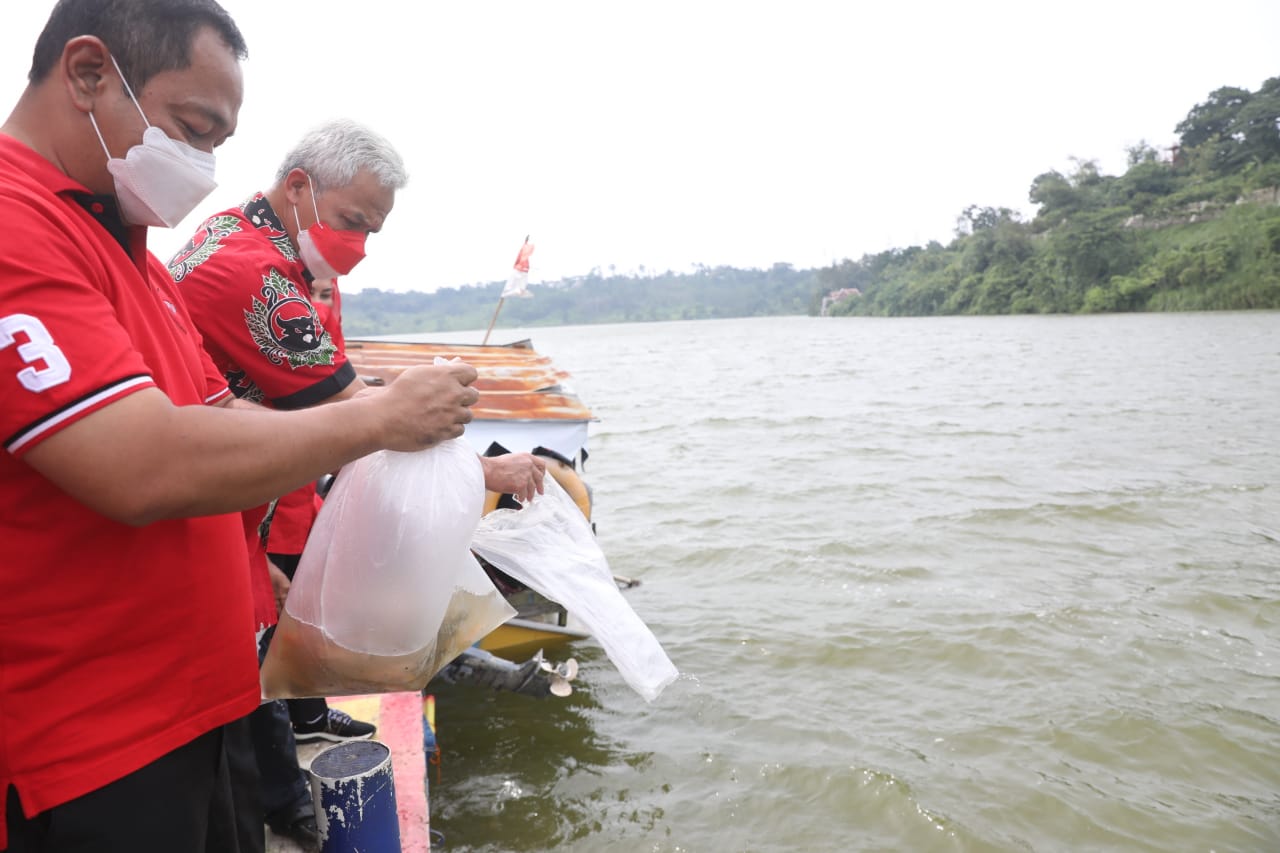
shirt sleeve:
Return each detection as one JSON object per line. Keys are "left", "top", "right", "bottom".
{"left": 0, "top": 196, "right": 155, "bottom": 455}
{"left": 173, "top": 222, "right": 353, "bottom": 410}
{"left": 151, "top": 261, "right": 232, "bottom": 406}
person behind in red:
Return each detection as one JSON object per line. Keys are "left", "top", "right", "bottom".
{"left": 309, "top": 278, "right": 343, "bottom": 350}
{"left": 266, "top": 274, "right": 337, "bottom": 614}
{"left": 170, "top": 118, "right": 550, "bottom": 848}
{"left": 0, "top": 2, "right": 486, "bottom": 850}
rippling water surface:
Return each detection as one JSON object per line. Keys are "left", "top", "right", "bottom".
{"left": 410, "top": 313, "right": 1280, "bottom": 852}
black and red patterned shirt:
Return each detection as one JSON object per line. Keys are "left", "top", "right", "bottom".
{"left": 168, "top": 193, "right": 356, "bottom": 627}
{"left": 168, "top": 193, "right": 354, "bottom": 409}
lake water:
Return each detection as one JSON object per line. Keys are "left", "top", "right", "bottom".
{"left": 410, "top": 312, "right": 1280, "bottom": 852}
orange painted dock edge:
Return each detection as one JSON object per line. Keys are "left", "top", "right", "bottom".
{"left": 327, "top": 692, "right": 431, "bottom": 852}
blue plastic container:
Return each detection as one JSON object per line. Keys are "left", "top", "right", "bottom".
{"left": 309, "top": 740, "right": 402, "bottom": 852}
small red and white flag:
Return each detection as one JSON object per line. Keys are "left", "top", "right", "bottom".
{"left": 502, "top": 239, "right": 535, "bottom": 298}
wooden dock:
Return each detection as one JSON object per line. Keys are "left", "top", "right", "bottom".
{"left": 266, "top": 692, "right": 431, "bottom": 852}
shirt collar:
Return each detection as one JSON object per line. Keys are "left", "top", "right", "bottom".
{"left": 70, "top": 193, "right": 132, "bottom": 255}
{"left": 241, "top": 192, "right": 288, "bottom": 236}
{"left": 0, "top": 133, "right": 88, "bottom": 195}
{"left": 240, "top": 192, "right": 305, "bottom": 269}
{"left": 0, "top": 133, "right": 141, "bottom": 258}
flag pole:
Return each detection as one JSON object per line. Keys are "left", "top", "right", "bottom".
{"left": 482, "top": 235, "right": 530, "bottom": 346}
{"left": 481, "top": 297, "right": 505, "bottom": 346}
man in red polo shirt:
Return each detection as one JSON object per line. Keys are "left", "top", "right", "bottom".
{"left": 0, "top": 2, "right": 483, "bottom": 850}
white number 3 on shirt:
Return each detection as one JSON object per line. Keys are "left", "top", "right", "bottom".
{"left": 1, "top": 314, "right": 72, "bottom": 392}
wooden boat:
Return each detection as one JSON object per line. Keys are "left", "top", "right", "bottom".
{"left": 344, "top": 337, "right": 611, "bottom": 695}
{"left": 478, "top": 588, "right": 591, "bottom": 660}
{"left": 344, "top": 337, "right": 593, "bottom": 467}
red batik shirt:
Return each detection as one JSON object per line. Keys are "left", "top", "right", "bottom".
{"left": 0, "top": 134, "right": 259, "bottom": 840}
{"left": 169, "top": 193, "right": 355, "bottom": 625}
{"left": 268, "top": 278, "right": 346, "bottom": 556}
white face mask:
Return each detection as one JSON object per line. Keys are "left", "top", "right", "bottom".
{"left": 87, "top": 55, "right": 218, "bottom": 227}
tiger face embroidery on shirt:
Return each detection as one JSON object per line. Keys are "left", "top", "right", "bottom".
{"left": 244, "top": 269, "right": 337, "bottom": 368}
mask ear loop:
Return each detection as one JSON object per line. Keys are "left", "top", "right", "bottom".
{"left": 293, "top": 173, "right": 325, "bottom": 233}
{"left": 307, "top": 174, "right": 324, "bottom": 225}
{"left": 108, "top": 54, "right": 151, "bottom": 128}
{"left": 88, "top": 53, "right": 150, "bottom": 160}
{"left": 293, "top": 172, "right": 327, "bottom": 239}
{"left": 87, "top": 111, "right": 113, "bottom": 160}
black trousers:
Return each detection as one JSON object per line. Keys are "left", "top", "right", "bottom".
{"left": 215, "top": 629, "right": 314, "bottom": 853}
{"left": 252, "top": 622, "right": 314, "bottom": 833}
{"left": 4, "top": 725, "right": 238, "bottom": 853}
{"left": 249, "top": 695, "right": 312, "bottom": 832}
{"left": 222, "top": 714, "right": 265, "bottom": 853}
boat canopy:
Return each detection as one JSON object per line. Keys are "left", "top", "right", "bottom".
{"left": 344, "top": 338, "right": 595, "bottom": 460}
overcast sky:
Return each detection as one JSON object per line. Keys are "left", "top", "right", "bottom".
{"left": 3, "top": 1, "right": 1278, "bottom": 294}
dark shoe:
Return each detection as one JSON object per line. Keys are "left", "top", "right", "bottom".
{"left": 269, "top": 813, "right": 320, "bottom": 851}
{"left": 293, "top": 708, "right": 376, "bottom": 743}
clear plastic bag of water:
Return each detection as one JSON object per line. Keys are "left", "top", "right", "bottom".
{"left": 261, "top": 438, "right": 516, "bottom": 698}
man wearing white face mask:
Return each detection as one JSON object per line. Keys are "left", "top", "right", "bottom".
{"left": 0, "top": 2, "right": 488, "bottom": 850}
{"left": 87, "top": 52, "right": 219, "bottom": 228}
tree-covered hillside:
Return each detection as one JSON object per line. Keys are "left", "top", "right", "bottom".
{"left": 343, "top": 264, "right": 821, "bottom": 336}
{"left": 824, "top": 77, "right": 1280, "bottom": 317}
{"left": 344, "top": 76, "right": 1280, "bottom": 334}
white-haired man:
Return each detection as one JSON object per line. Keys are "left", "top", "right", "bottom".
{"left": 169, "top": 118, "right": 545, "bottom": 849}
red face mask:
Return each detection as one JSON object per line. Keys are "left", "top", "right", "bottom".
{"left": 293, "top": 174, "right": 368, "bottom": 279}
{"left": 299, "top": 222, "right": 366, "bottom": 278}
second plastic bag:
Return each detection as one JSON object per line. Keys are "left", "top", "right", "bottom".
{"left": 261, "top": 438, "right": 516, "bottom": 699}
{"left": 472, "top": 476, "right": 678, "bottom": 702}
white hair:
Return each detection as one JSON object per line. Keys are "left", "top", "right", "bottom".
{"left": 274, "top": 118, "right": 409, "bottom": 193}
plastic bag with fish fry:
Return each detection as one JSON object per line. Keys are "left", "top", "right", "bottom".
{"left": 261, "top": 437, "right": 515, "bottom": 698}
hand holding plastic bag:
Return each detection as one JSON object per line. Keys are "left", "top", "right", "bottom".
{"left": 261, "top": 438, "right": 515, "bottom": 698}
{"left": 472, "top": 476, "right": 678, "bottom": 702}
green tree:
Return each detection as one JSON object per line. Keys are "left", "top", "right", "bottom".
{"left": 1176, "top": 86, "right": 1251, "bottom": 151}
{"left": 1228, "top": 76, "right": 1280, "bottom": 168}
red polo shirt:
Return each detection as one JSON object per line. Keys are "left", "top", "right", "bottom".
{"left": 0, "top": 134, "right": 260, "bottom": 839}
{"left": 169, "top": 194, "right": 355, "bottom": 623}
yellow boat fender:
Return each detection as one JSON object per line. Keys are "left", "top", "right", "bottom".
{"left": 483, "top": 446, "right": 591, "bottom": 521}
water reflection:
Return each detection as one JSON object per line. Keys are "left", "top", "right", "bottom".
{"left": 428, "top": 646, "right": 659, "bottom": 851}
{"left": 412, "top": 315, "right": 1280, "bottom": 852}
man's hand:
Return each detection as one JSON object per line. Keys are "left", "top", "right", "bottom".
{"left": 267, "top": 558, "right": 291, "bottom": 615}
{"left": 480, "top": 452, "right": 548, "bottom": 504}
{"left": 367, "top": 362, "right": 480, "bottom": 451}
